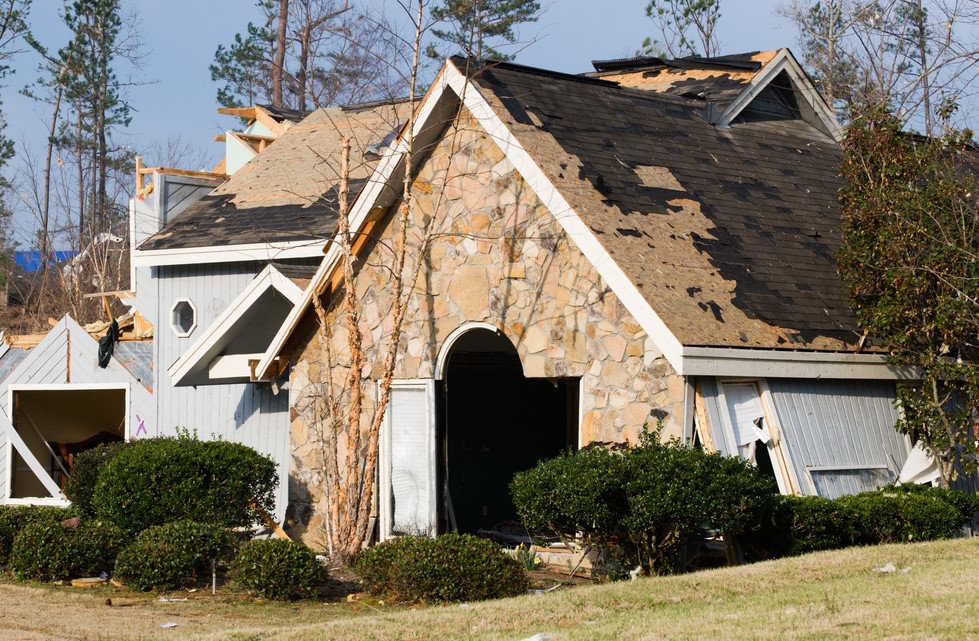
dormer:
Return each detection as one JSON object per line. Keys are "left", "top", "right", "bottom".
{"left": 590, "top": 48, "right": 841, "bottom": 141}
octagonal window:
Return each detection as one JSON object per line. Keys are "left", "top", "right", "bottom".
{"left": 171, "top": 298, "right": 197, "bottom": 337}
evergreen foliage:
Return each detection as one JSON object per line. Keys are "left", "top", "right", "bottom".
{"left": 838, "top": 106, "right": 979, "bottom": 482}
{"left": 426, "top": 0, "right": 541, "bottom": 61}
{"left": 230, "top": 539, "right": 328, "bottom": 600}
{"left": 511, "top": 429, "right": 775, "bottom": 575}
{"left": 91, "top": 434, "right": 278, "bottom": 534}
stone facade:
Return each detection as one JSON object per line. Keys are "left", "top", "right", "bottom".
{"left": 286, "top": 111, "right": 687, "bottom": 543}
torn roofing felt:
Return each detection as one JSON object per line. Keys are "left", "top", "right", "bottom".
{"left": 139, "top": 100, "right": 412, "bottom": 251}
{"left": 465, "top": 55, "right": 860, "bottom": 352}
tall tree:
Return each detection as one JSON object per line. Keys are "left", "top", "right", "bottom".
{"left": 425, "top": 0, "right": 541, "bottom": 61}
{"left": 212, "top": 0, "right": 399, "bottom": 111}
{"left": 641, "top": 0, "right": 721, "bottom": 58}
{"left": 838, "top": 106, "right": 979, "bottom": 484}
{"left": 781, "top": 0, "right": 979, "bottom": 133}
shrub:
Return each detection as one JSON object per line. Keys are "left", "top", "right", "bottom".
{"left": 230, "top": 539, "right": 327, "bottom": 600}
{"left": 8, "top": 519, "right": 127, "bottom": 581}
{"left": 780, "top": 495, "right": 859, "bottom": 555}
{"left": 841, "top": 491, "right": 961, "bottom": 544}
{"left": 511, "top": 431, "right": 776, "bottom": 575}
{"left": 63, "top": 441, "right": 129, "bottom": 517}
{"left": 114, "top": 520, "right": 237, "bottom": 591}
{"left": 355, "top": 534, "right": 529, "bottom": 603}
{"left": 0, "top": 506, "right": 75, "bottom": 566}
{"left": 92, "top": 435, "right": 277, "bottom": 534}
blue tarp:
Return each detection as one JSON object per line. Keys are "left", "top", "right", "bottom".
{"left": 14, "top": 250, "right": 77, "bottom": 272}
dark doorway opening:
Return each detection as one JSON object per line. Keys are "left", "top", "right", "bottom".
{"left": 440, "top": 329, "right": 577, "bottom": 534}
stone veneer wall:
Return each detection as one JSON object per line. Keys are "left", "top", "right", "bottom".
{"left": 286, "top": 112, "right": 687, "bottom": 543}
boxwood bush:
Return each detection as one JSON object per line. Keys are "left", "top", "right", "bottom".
{"left": 63, "top": 441, "right": 129, "bottom": 517}
{"left": 8, "top": 519, "right": 127, "bottom": 581}
{"left": 755, "top": 487, "right": 973, "bottom": 558}
{"left": 114, "top": 520, "right": 237, "bottom": 591}
{"left": 355, "top": 533, "right": 529, "bottom": 603}
{"left": 511, "top": 431, "right": 776, "bottom": 575}
{"left": 230, "top": 539, "right": 327, "bottom": 600}
{"left": 0, "top": 506, "right": 75, "bottom": 566}
{"left": 92, "top": 435, "right": 277, "bottom": 534}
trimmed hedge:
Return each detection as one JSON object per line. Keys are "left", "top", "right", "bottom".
{"left": 63, "top": 441, "right": 129, "bottom": 517}
{"left": 230, "top": 539, "right": 327, "bottom": 600}
{"left": 8, "top": 519, "right": 127, "bottom": 581}
{"left": 511, "top": 432, "right": 775, "bottom": 575}
{"left": 355, "top": 533, "right": 529, "bottom": 603}
{"left": 92, "top": 436, "right": 277, "bottom": 534}
{"left": 752, "top": 487, "right": 975, "bottom": 558}
{"left": 0, "top": 506, "right": 75, "bottom": 566}
{"left": 114, "top": 520, "right": 237, "bottom": 591}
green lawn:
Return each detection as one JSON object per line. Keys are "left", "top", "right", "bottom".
{"left": 2, "top": 537, "right": 977, "bottom": 640}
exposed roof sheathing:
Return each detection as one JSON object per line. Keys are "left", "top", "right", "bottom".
{"left": 140, "top": 101, "right": 410, "bottom": 251}
{"left": 589, "top": 51, "right": 777, "bottom": 108}
{"left": 468, "top": 59, "right": 859, "bottom": 352}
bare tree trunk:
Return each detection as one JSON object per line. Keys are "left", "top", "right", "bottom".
{"left": 273, "top": 0, "right": 289, "bottom": 108}
{"left": 37, "top": 80, "right": 63, "bottom": 299}
{"left": 914, "top": 0, "right": 931, "bottom": 135}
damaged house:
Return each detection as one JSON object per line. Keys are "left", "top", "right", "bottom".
{"left": 0, "top": 50, "right": 922, "bottom": 536}
{"left": 250, "top": 49, "right": 918, "bottom": 543}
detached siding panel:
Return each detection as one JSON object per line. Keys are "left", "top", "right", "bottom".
{"left": 767, "top": 379, "right": 910, "bottom": 498}
{"left": 155, "top": 263, "right": 292, "bottom": 520}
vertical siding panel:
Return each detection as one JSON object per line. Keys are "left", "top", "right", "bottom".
{"left": 153, "top": 261, "right": 292, "bottom": 519}
{"left": 768, "top": 379, "right": 908, "bottom": 499}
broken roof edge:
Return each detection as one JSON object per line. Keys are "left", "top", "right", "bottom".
{"left": 680, "top": 345, "right": 918, "bottom": 380}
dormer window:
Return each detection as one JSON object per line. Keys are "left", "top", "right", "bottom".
{"left": 171, "top": 299, "right": 197, "bottom": 337}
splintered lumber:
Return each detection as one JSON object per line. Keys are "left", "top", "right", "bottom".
{"left": 249, "top": 500, "right": 290, "bottom": 540}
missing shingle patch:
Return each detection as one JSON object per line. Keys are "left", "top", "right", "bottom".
{"left": 634, "top": 164, "right": 684, "bottom": 191}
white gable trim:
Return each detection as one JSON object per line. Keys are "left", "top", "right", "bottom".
{"left": 132, "top": 240, "right": 326, "bottom": 267}
{"left": 714, "top": 49, "right": 843, "bottom": 141}
{"left": 255, "top": 67, "right": 455, "bottom": 380}
{"left": 169, "top": 264, "right": 305, "bottom": 385}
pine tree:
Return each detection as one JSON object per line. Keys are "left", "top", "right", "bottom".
{"left": 425, "top": 0, "right": 541, "bottom": 61}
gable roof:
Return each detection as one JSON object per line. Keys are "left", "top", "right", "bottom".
{"left": 168, "top": 263, "right": 311, "bottom": 386}
{"left": 134, "top": 100, "right": 411, "bottom": 263}
{"left": 255, "top": 54, "right": 907, "bottom": 381}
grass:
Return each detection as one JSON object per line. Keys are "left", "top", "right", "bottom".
{"left": 2, "top": 537, "right": 979, "bottom": 640}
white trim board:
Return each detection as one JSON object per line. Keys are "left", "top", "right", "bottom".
{"left": 169, "top": 264, "right": 306, "bottom": 385}
{"left": 132, "top": 239, "right": 327, "bottom": 267}
{"left": 680, "top": 346, "right": 916, "bottom": 380}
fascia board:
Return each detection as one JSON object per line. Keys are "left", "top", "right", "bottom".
{"left": 681, "top": 346, "right": 918, "bottom": 380}
{"left": 169, "top": 265, "right": 305, "bottom": 385}
{"left": 132, "top": 240, "right": 326, "bottom": 267}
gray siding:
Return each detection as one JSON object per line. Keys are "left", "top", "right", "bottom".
{"left": 767, "top": 379, "right": 910, "bottom": 498}
{"left": 155, "top": 263, "right": 292, "bottom": 520}
{"left": 0, "top": 317, "right": 155, "bottom": 504}
{"left": 700, "top": 377, "right": 910, "bottom": 499}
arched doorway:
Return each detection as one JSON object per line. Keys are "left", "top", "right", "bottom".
{"left": 439, "top": 328, "right": 578, "bottom": 534}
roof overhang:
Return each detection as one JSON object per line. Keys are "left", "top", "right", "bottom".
{"left": 132, "top": 239, "right": 326, "bottom": 267}
{"left": 169, "top": 264, "right": 306, "bottom": 386}
{"left": 679, "top": 346, "right": 917, "bottom": 380}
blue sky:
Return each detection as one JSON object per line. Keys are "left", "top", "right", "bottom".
{"left": 3, "top": 0, "right": 789, "bottom": 244}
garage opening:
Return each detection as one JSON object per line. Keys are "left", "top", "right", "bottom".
{"left": 440, "top": 329, "right": 577, "bottom": 534}
{"left": 8, "top": 387, "right": 126, "bottom": 500}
